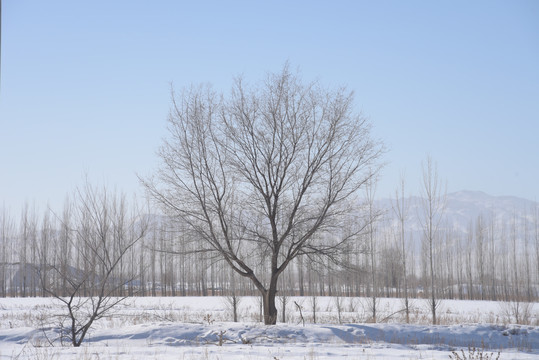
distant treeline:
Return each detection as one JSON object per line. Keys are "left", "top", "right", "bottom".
{"left": 0, "top": 187, "right": 537, "bottom": 302}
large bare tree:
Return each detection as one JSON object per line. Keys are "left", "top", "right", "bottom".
{"left": 143, "top": 66, "right": 383, "bottom": 324}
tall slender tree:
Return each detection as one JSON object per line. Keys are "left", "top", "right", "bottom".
{"left": 365, "top": 177, "right": 379, "bottom": 322}
{"left": 392, "top": 172, "right": 410, "bottom": 322}
{"left": 0, "top": 206, "right": 13, "bottom": 297}
{"left": 419, "top": 156, "right": 446, "bottom": 324}
{"left": 534, "top": 202, "right": 539, "bottom": 297}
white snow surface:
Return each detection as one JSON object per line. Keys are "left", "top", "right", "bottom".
{"left": 0, "top": 296, "right": 537, "bottom": 359}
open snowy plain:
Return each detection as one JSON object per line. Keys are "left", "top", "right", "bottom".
{"left": 0, "top": 296, "right": 537, "bottom": 359}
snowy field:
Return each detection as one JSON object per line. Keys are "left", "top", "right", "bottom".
{"left": 0, "top": 296, "right": 537, "bottom": 359}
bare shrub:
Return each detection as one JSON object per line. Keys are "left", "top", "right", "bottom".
{"left": 347, "top": 297, "right": 360, "bottom": 313}
{"left": 449, "top": 347, "right": 501, "bottom": 360}
{"left": 499, "top": 300, "right": 535, "bottom": 325}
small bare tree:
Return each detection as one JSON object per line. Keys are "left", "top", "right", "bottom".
{"left": 224, "top": 293, "right": 242, "bottom": 322}
{"left": 278, "top": 293, "right": 289, "bottom": 323}
{"left": 310, "top": 295, "right": 319, "bottom": 324}
{"left": 142, "top": 65, "right": 383, "bottom": 324}
{"left": 224, "top": 269, "right": 242, "bottom": 322}
{"left": 39, "top": 182, "right": 148, "bottom": 347}
{"left": 334, "top": 295, "right": 345, "bottom": 324}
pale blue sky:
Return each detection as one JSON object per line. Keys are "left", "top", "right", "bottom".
{"left": 1, "top": 0, "right": 538, "bottom": 214}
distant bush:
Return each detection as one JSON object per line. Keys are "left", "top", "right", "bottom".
{"left": 499, "top": 300, "right": 535, "bottom": 325}
{"left": 449, "top": 347, "right": 501, "bottom": 360}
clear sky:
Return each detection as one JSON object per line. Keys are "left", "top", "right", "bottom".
{"left": 1, "top": 0, "right": 538, "bottom": 215}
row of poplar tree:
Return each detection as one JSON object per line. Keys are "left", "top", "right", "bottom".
{"left": 0, "top": 180, "right": 537, "bottom": 303}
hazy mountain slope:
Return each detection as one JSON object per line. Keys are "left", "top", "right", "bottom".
{"left": 376, "top": 190, "right": 537, "bottom": 246}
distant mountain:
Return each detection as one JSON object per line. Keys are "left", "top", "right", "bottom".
{"left": 375, "top": 190, "right": 537, "bottom": 248}
{"left": 449, "top": 191, "right": 536, "bottom": 229}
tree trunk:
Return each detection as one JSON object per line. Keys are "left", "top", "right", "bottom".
{"left": 233, "top": 295, "right": 239, "bottom": 322}
{"left": 262, "top": 287, "right": 278, "bottom": 325}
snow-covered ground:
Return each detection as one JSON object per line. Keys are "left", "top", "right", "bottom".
{"left": 0, "top": 296, "right": 537, "bottom": 359}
